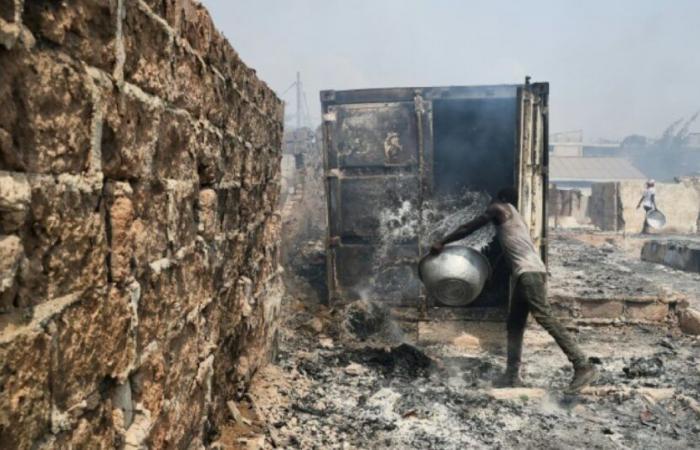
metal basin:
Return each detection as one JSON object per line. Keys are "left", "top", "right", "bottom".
{"left": 646, "top": 209, "right": 666, "bottom": 229}
{"left": 418, "top": 245, "right": 491, "bottom": 306}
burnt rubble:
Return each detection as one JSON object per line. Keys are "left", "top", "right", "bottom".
{"left": 226, "top": 229, "right": 700, "bottom": 449}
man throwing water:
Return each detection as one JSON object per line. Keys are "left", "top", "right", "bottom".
{"left": 430, "top": 187, "right": 597, "bottom": 393}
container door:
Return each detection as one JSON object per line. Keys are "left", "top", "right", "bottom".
{"left": 322, "top": 96, "right": 431, "bottom": 305}
{"left": 516, "top": 83, "right": 549, "bottom": 261}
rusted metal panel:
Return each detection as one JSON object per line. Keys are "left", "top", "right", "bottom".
{"left": 322, "top": 98, "right": 425, "bottom": 306}
{"left": 321, "top": 85, "right": 519, "bottom": 105}
{"left": 322, "top": 82, "right": 549, "bottom": 313}
{"left": 332, "top": 244, "right": 421, "bottom": 305}
{"left": 329, "top": 102, "right": 418, "bottom": 167}
{"left": 516, "top": 83, "right": 549, "bottom": 261}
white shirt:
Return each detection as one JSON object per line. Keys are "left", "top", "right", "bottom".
{"left": 642, "top": 187, "right": 655, "bottom": 208}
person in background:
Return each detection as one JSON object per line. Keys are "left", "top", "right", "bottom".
{"left": 430, "top": 187, "right": 598, "bottom": 393}
{"left": 636, "top": 180, "right": 657, "bottom": 234}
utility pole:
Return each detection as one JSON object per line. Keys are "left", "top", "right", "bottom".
{"left": 295, "top": 71, "right": 302, "bottom": 130}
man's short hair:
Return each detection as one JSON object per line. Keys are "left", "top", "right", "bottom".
{"left": 496, "top": 187, "right": 518, "bottom": 206}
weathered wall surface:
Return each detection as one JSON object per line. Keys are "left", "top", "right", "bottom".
{"left": 618, "top": 180, "right": 700, "bottom": 234}
{"left": 0, "top": 1, "right": 284, "bottom": 448}
{"left": 548, "top": 186, "right": 590, "bottom": 228}
{"left": 590, "top": 180, "right": 700, "bottom": 233}
{"left": 589, "top": 183, "right": 621, "bottom": 231}
{"left": 641, "top": 239, "right": 700, "bottom": 273}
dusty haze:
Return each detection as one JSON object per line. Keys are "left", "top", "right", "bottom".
{"left": 202, "top": 0, "right": 700, "bottom": 140}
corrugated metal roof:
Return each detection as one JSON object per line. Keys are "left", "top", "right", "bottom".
{"left": 550, "top": 156, "right": 646, "bottom": 182}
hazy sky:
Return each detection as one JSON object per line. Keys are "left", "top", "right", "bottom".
{"left": 202, "top": 0, "right": 700, "bottom": 140}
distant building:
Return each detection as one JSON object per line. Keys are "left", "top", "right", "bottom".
{"left": 550, "top": 156, "right": 647, "bottom": 194}
{"left": 550, "top": 128, "right": 700, "bottom": 183}
{"left": 550, "top": 130, "right": 621, "bottom": 157}
{"left": 550, "top": 130, "right": 583, "bottom": 156}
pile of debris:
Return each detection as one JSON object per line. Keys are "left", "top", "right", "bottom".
{"left": 215, "top": 293, "right": 700, "bottom": 449}
{"left": 215, "top": 229, "right": 700, "bottom": 449}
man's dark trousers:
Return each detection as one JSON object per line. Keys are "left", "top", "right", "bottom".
{"left": 506, "top": 272, "right": 587, "bottom": 370}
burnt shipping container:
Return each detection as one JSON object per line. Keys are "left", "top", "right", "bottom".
{"left": 320, "top": 82, "right": 549, "bottom": 320}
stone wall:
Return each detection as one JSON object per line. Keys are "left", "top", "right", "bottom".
{"left": 590, "top": 180, "right": 700, "bottom": 233}
{"left": 0, "top": 1, "right": 284, "bottom": 448}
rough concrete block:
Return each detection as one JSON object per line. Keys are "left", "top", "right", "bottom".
{"left": 153, "top": 109, "right": 197, "bottom": 180}
{"left": 130, "top": 349, "right": 166, "bottom": 421}
{"left": 0, "top": 49, "right": 93, "bottom": 174}
{"left": 178, "top": 0, "right": 216, "bottom": 56}
{"left": 102, "top": 89, "right": 161, "bottom": 181}
{"left": 678, "top": 308, "right": 700, "bottom": 335}
{"left": 0, "top": 330, "right": 52, "bottom": 449}
{"left": 106, "top": 184, "right": 137, "bottom": 283}
{"left": 0, "top": 171, "right": 31, "bottom": 233}
{"left": 169, "top": 40, "right": 207, "bottom": 116}
{"left": 194, "top": 124, "right": 224, "bottom": 185}
{"left": 136, "top": 246, "right": 213, "bottom": 349}
{"left": 133, "top": 295, "right": 214, "bottom": 448}
{"left": 49, "top": 408, "right": 120, "bottom": 450}
{"left": 15, "top": 174, "right": 107, "bottom": 308}
{"left": 0, "top": 0, "right": 17, "bottom": 22}
{"left": 52, "top": 288, "right": 136, "bottom": 410}
{"left": 122, "top": 0, "right": 174, "bottom": 98}
{"left": 218, "top": 186, "right": 241, "bottom": 233}
{"left": 625, "top": 301, "right": 668, "bottom": 322}
{"left": 224, "top": 84, "right": 244, "bottom": 133}
{"left": 129, "top": 179, "right": 197, "bottom": 272}
{"left": 147, "top": 375, "right": 205, "bottom": 449}
{"left": 197, "top": 188, "right": 218, "bottom": 240}
{"left": 204, "top": 27, "right": 242, "bottom": 81}
{"left": 0, "top": 234, "right": 24, "bottom": 311}
{"left": 577, "top": 299, "right": 624, "bottom": 319}
{"left": 251, "top": 114, "right": 273, "bottom": 149}
{"left": 201, "top": 64, "right": 229, "bottom": 128}
{"left": 151, "top": 330, "right": 213, "bottom": 448}
{"left": 221, "top": 134, "right": 244, "bottom": 181}
{"left": 641, "top": 239, "right": 700, "bottom": 274}
{"left": 125, "top": 181, "right": 166, "bottom": 269}
{"left": 238, "top": 105, "right": 258, "bottom": 147}
{"left": 22, "top": 0, "right": 117, "bottom": 72}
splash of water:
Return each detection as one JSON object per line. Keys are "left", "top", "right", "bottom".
{"left": 376, "top": 189, "right": 496, "bottom": 257}
{"left": 421, "top": 190, "right": 495, "bottom": 250}
{"left": 355, "top": 189, "right": 495, "bottom": 301}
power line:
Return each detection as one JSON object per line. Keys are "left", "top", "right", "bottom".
{"left": 279, "top": 81, "right": 297, "bottom": 98}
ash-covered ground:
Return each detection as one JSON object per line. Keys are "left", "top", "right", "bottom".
{"left": 550, "top": 230, "right": 700, "bottom": 308}
{"left": 220, "top": 231, "right": 700, "bottom": 449}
